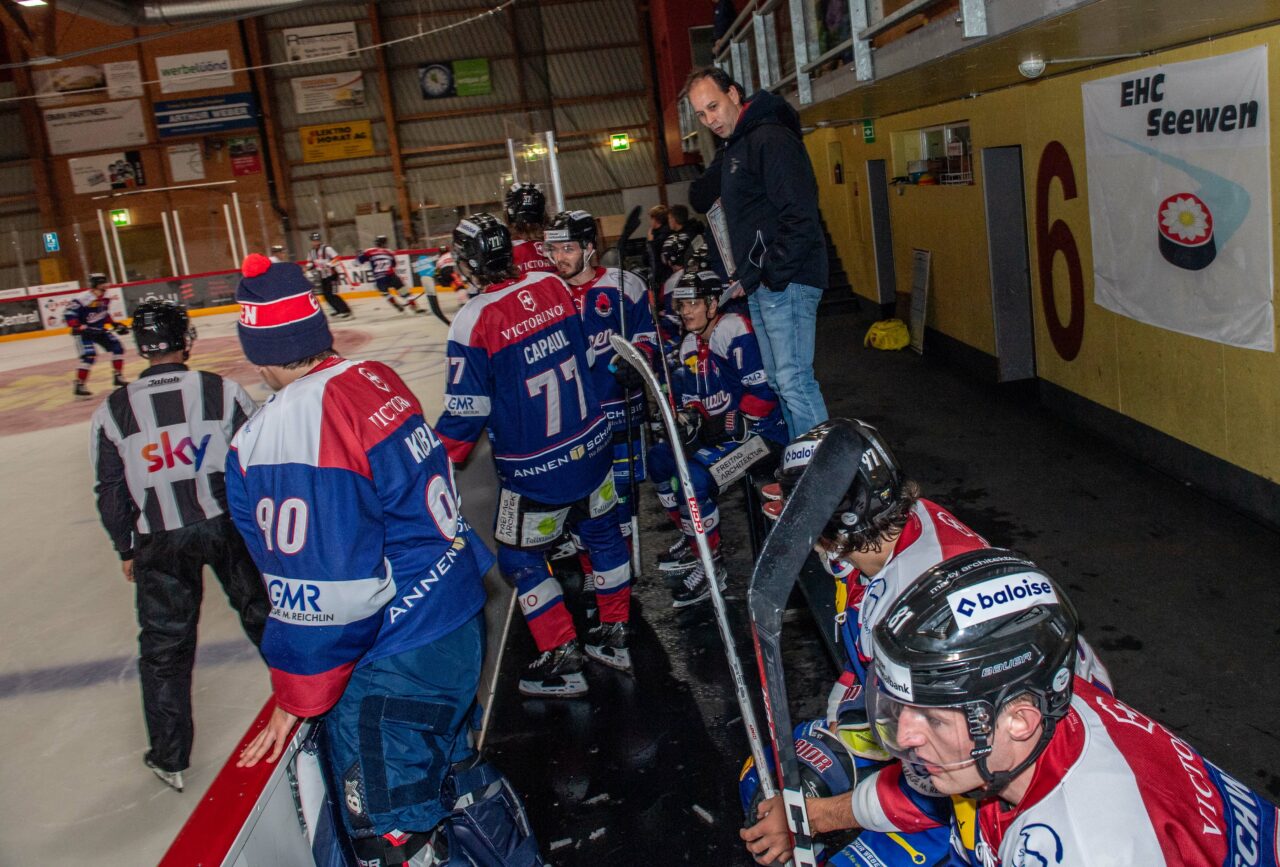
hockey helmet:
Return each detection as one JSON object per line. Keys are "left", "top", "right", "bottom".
{"left": 452, "top": 213, "right": 514, "bottom": 283}
{"left": 132, "top": 300, "right": 196, "bottom": 359}
{"left": 374, "top": 234, "right": 388, "bottom": 247}
{"left": 309, "top": 232, "right": 322, "bottom": 242}
{"left": 671, "top": 268, "right": 722, "bottom": 304}
{"left": 88, "top": 272, "right": 109, "bottom": 289}
{"left": 866, "top": 548, "right": 1077, "bottom": 798}
{"left": 504, "top": 183, "right": 546, "bottom": 226}
{"left": 774, "top": 419, "right": 904, "bottom": 543}
{"left": 661, "top": 231, "right": 693, "bottom": 268}
{"left": 544, "top": 210, "right": 598, "bottom": 249}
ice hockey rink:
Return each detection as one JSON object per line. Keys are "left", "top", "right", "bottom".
{"left": 0, "top": 292, "right": 471, "bottom": 866}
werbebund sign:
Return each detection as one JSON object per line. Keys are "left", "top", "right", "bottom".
{"left": 1083, "top": 46, "right": 1274, "bottom": 351}
{"left": 155, "top": 50, "right": 235, "bottom": 94}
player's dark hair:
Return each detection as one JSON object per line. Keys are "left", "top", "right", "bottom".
{"left": 669, "top": 204, "right": 690, "bottom": 225}
{"left": 280, "top": 347, "right": 336, "bottom": 370}
{"left": 681, "top": 66, "right": 746, "bottom": 102}
{"left": 827, "top": 480, "right": 921, "bottom": 556}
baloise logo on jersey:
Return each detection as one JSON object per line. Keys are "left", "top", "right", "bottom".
{"left": 946, "top": 572, "right": 1058, "bottom": 628}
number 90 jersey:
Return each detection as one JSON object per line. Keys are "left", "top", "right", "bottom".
{"left": 435, "top": 271, "right": 612, "bottom": 504}
{"left": 225, "top": 357, "right": 491, "bottom": 718}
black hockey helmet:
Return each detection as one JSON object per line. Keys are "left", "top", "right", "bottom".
{"left": 867, "top": 548, "right": 1078, "bottom": 798}
{"left": 775, "top": 419, "right": 904, "bottom": 543}
{"left": 452, "top": 213, "right": 513, "bottom": 283}
{"left": 309, "top": 232, "right": 322, "bottom": 242}
{"left": 504, "top": 183, "right": 546, "bottom": 226}
{"left": 671, "top": 267, "right": 721, "bottom": 304}
{"left": 375, "top": 234, "right": 388, "bottom": 247}
{"left": 88, "top": 272, "right": 109, "bottom": 289}
{"left": 132, "top": 300, "right": 196, "bottom": 359}
{"left": 661, "top": 231, "right": 693, "bottom": 268}
{"left": 544, "top": 209, "right": 598, "bottom": 249}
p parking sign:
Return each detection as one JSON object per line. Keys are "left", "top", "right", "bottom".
{"left": 42, "top": 232, "right": 59, "bottom": 253}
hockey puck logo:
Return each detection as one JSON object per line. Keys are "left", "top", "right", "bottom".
{"left": 1157, "top": 192, "right": 1216, "bottom": 270}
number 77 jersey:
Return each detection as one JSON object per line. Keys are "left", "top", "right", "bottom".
{"left": 435, "top": 271, "right": 613, "bottom": 504}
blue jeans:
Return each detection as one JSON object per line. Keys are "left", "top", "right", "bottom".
{"left": 748, "top": 282, "right": 828, "bottom": 436}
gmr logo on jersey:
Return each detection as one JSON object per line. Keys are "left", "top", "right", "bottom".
{"left": 142, "top": 432, "right": 212, "bottom": 472}
{"left": 946, "top": 572, "right": 1058, "bottom": 627}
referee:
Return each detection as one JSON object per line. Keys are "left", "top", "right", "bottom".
{"left": 89, "top": 301, "right": 269, "bottom": 793}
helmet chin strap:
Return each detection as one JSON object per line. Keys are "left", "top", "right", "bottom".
{"left": 960, "top": 702, "right": 1057, "bottom": 800}
{"left": 566, "top": 245, "right": 596, "bottom": 281}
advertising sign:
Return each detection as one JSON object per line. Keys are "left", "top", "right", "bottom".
{"left": 418, "top": 59, "right": 491, "bottom": 99}
{"left": 1083, "top": 46, "right": 1273, "bottom": 351}
{"left": 32, "top": 61, "right": 143, "bottom": 104}
{"left": 155, "top": 49, "right": 235, "bottom": 94}
{"left": 69, "top": 150, "right": 145, "bottom": 195}
{"left": 230, "top": 137, "right": 263, "bottom": 175}
{"left": 103, "top": 60, "right": 143, "bottom": 98}
{"left": 167, "top": 142, "right": 205, "bottom": 182}
{"left": 300, "top": 120, "right": 375, "bottom": 162}
{"left": 120, "top": 271, "right": 239, "bottom": 313}
{"left": 43, "top": 100, "right": 148, "bottom": 155}
{"left": 290, "top": 72, "right": 366, "bottom": 114}
{"left": 0, "top": 298, "right": 42, "bottom": 336}
{"left": 154, "top": 92, "right": 259, "bottom": 138}
{"left": 282, "top": 22, "right": 359, "bottom": 62}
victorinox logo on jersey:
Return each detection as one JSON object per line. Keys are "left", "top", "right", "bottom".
{"left": 518, "top": 289, "right": 537, "bottom": 312}
{"left": 359, "top": 366, "right": 391, "bottom": 392}
{"left": 141, "top": 432, "right": 212, "bottom": 472}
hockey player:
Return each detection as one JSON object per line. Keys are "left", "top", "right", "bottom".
{"left": 359, "top": 234, "right": 424, "bottom": 315}
{"left": 649, "top": 267, "right": 788, "bottom": 606}
{"left": 306, "top": 232, "right": 353, "bottom": 319}
{"left": 66, "top": 273, "right": 129, "bottom": 397}
{"left": 505, "top": 182, "right": 555, "bottom": 275}
{"left": 740, "top": 422, "right": 1111, "bottom": 866}
{"left": 435, "top": 213, "right": 634, "bottom": 696}
{"left": 90, "top": 300, "right": 268, "bottom": 793}
{"left": 859, "top": 549, "right": 1280, "bottom": 867}
{"left": 544, "top": 209, "right": 657, "bottom": 556}
{"left": 227, "top": 255, "right": 540, "bottom": 866}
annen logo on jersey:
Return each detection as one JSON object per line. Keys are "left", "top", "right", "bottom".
{"left": 141, "top": 432, "right": 212, "bottom": 472}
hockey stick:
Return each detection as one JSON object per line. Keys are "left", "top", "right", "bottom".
{"left": 610, "top": 333, "right": 780, "bottom": 802}
{"left": 613, "top": 206, "right": 644, "bottom": 578}
{"left": 747, "top": 418, "right": 861, "bottom": 867}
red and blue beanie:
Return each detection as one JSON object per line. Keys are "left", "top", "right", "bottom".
{"left": 235, "top": 253, "right": 331, "bottom": 366}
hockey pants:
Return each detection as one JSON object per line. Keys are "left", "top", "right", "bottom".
{"left": 647, "top": 440, "right": 723, "bottom": 550}
{"left": 134, "top": 515, "right": 268, "bottom": 772}
{"left": 318, "top": 275, "right": 351, "bottom": 316}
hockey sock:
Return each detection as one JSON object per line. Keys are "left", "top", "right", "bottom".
{"left": 512, "top": 571, "right": 575, "bottom": 652}
{"left": 76, "top": 367, "right": 90, "bottom": 383}
{"left": 594, "top": 562, "right": 631, "bottom": 624}
{"left": 576, "top": 551, "right": 595, "bottom": 583}
{"left": 112, "top": 357, "right": 124, "bottom": 374}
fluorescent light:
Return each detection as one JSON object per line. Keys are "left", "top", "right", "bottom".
{"left": 17, "top": 1, "right": 50, "bottom": 7}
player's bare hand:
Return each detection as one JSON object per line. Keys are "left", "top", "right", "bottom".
{"left": 739, "top": 794, "right": 792, "bottom": 865}
{"left": 121, "top": 559, "right": 134, "bottom": 583}
{"left": 237, "top": 706, "right": 298, "bottom": 768}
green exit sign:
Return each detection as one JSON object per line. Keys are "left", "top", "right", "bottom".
{"left": 110, "top": 209, "right": 130, "bottom": 227}
{"left": 610, "top": 133, "right": 630, "bottom": 152}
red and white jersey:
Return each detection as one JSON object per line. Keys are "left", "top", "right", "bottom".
{"left": 512, "top": 239, "right": 554, "bottom": 275}
{"left": 977, "top": 678, "right": 1279, "bottom": 866}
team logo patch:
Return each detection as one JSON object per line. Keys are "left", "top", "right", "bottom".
{"left": 518, "top": 289, "right": 536, "bottom": 312}
{"left": 359, "top": 366, "right": 390, "bottom": 392}
{"left": 946, "top": 572, "right": 1058, "bottom": 628}
{"left": 594, "top": 292, "right": 612, "bottom": 317}
{"left": 1012, "top": 823, "right": 1064, "bottom": 866}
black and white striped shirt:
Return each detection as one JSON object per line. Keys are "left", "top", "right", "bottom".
{"left": 90, "top": 363, "right": 257, "bottom": 558}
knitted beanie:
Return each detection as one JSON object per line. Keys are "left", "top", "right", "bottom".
{"left": 235, "top": 253, "right": 332, "bottom": 366}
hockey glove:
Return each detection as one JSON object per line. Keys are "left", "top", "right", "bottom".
{"left": 69, "top": 323, "right": 84, "bottom": 335}
{"left": 112, "top": 323, "right": 129, "bottom": 336}
{"left": 676, "top": 407, "right": 704, "bottom": 448}
{"left": 609, "top": 354, "right": 645, "bottom": 390}
{"left": 722, "top": 410, "right": 760, "bottom": 444}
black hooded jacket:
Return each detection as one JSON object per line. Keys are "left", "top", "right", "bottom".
{"left": 689, "top": 89, "right": 827, "bottom": 294}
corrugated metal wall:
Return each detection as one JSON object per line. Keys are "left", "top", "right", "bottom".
{"left": 0, "top": 80, "right": 43, "bottom": 289}
{"left": 260, "top": 0, "right": 658, "bottom": 251}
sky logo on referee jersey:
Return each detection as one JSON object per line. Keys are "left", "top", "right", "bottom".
{"left": 141, "top": 432, "right": 212, "bottom": 472}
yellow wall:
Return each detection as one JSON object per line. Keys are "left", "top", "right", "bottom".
{"left": 807, "top": 26, "right": 1280, "bottom": 485}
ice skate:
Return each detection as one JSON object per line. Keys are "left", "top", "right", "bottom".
{"left": 671, "top": 556, "right": 727, "bottom": 608}
{"left": 518, "top": 640, "right": 588, "bottom": 697}
{"left": 584, "top": 621, "right": 631, "bottom": 672}
{"left": 73, "top": 381, "right": 91, "bottom": 399}
{"left": 145, "top": 757, "right": 184, "bottom": 792}
{"left": 657, "top": 535, "right": 697, "bottom": 574}
{"left": 112, "top": 373, "right": 128, "bottom": 388}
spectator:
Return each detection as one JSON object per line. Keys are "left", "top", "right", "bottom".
{"left": 713, "top": 0, "right": 737, "bottom": 43}
{"left": 647, "top": 204, "right": 672, "bottom": 285}
{"left": 686, "top": 66, "right": 829, "bottom": 436}
{"left": 667, "top": 204, "right": 706, "bottom": 241}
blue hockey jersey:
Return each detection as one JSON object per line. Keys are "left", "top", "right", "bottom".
{"left": 225, "top": 357, "right": 490, "bottom": 718}
{"left": 435, "top": 271, "right": 612, "bottom": 503}
{"left": 356, "top": 246, "right": 397, "bottom": 279}
{"left": 675, "top": 312, "right": 787, "bottom": 444}
{"left": 566, "top": 266, "right": 656, "bottom": 431}
{"left": 65, "top": 292, "right": 118, "bottom": 332}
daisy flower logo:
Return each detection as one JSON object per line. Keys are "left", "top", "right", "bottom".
{"left": 1157, "top": 191, "right": 1216, "bottom": 270}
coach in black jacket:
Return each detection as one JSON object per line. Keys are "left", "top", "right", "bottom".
{"left": 687, "top": 67, "right": 828, "bottom": 436}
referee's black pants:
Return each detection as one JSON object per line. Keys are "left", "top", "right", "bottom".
{"left": 319, "top": 275, "right": 351, "bottom": 316}
{"left": 134, "top": 515, "right": 269, "bottom": 773}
